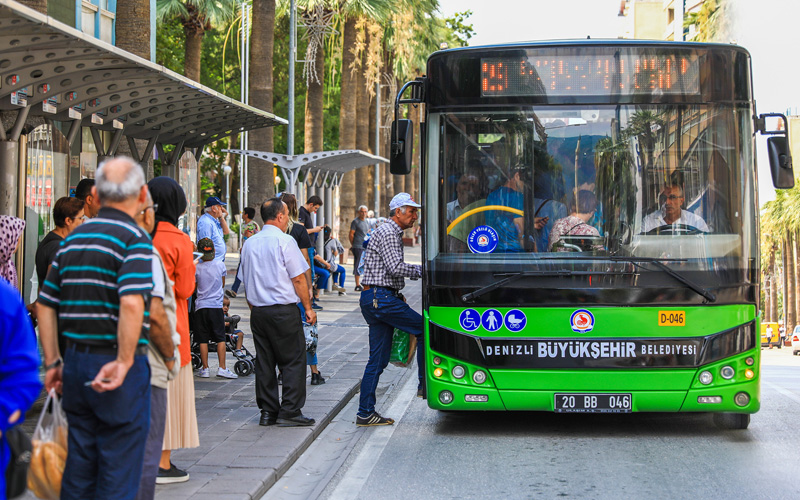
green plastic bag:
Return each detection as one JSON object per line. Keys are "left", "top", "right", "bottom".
{"left": 389, "top": 328, "right": 417, "bottom": 367}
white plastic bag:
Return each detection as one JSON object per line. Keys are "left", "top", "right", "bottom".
{"left": 27, "top": 389, "right": 68, "bottom": 500}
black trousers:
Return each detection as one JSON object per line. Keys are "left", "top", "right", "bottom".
{"left": 251, "top": 304, "right": 307, "bottom": 418}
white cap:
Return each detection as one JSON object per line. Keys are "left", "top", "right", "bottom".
{"left": 389, "top": 192, "right": 422, "bottom": 211}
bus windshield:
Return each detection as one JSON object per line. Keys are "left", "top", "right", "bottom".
{"left": 426, "top": 103, "right": 757, "bottom": 292}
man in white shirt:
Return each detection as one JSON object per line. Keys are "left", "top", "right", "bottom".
{"left": 642, "top": 184, "right": 709, "bottom": 233}
{"left": 238, "top": 198, "right": 317, "bottom": 427}
{"left": 446, "top": 172, "right": 480, "bottom": 223}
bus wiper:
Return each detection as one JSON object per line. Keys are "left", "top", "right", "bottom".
{"left": 460, "top": 269, "right": 632, "bottom": 303}
{"left": 609, "top": 257, "right": 716, "bottom": 303}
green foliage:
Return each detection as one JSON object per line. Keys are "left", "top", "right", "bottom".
{"left": 444, "top": 10, "right": 474, "bottom": 47}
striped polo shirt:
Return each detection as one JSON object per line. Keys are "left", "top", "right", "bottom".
{"left": 38, "top": 207, "right": 153, "bottom": 347}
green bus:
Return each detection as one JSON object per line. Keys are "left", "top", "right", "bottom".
{"left": 390, "top": 40, "right": 794, "bottom": 429}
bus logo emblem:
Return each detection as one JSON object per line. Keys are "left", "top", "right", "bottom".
{"left": 504, "top": 309, "right": 527, "bottom": 332}
{"left": 467, "top": 225, "right": 498, "bottom": 254}
{"left": 481, "top": 309, "right": 503, "bottom": 332}
{"left": 459, "top": 309, "right": 480, "bottom": 332}
{"left": 570, "top": 309, "right": 595, "bottom": 333}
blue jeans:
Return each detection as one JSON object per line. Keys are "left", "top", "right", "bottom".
{"left": 314, "top": 265, "right": 331, "bottom": 290}
{"left": 61, "top": 347, "right": 151, "bottom": 500}
{"left": 231, "top": 263, "right": 242, "bottom": 293}
{"left": 331, "top": 264, "right": 345, "bottom": 287}
{"left": 358, "top": 287, "right": 424, "bottom": 418}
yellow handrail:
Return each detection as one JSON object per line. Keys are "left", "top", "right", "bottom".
{"left": 446, "top": 205, "right": 524, "bottom": 234}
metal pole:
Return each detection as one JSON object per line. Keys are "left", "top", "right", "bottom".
{"left": 374, "top": 80, "right": 381, "bottom": 215}
{"left": 288, "top": 0, "right": 296, "bottom": 156}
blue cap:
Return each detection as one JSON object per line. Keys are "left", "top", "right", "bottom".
{"left": 205, "top": 196, "right": 226, "bottom": 208}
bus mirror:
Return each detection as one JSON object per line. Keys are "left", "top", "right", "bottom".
{"left": 767, "top": 136, "right": 794, "bottom": 189}
{"left": 391, "top": 119, "right": 413, "bottom": 175}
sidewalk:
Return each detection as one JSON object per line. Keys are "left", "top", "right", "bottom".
{"left": 154, "top": 246, "right": 422, "bottom": 499}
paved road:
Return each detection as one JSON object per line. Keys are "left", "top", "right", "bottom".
{"left": 269, "top": 347, "right": 800, "bottom": 500}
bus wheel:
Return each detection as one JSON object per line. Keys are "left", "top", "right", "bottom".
{"left": 713, "top": 413, "right": 750, "bottom": 430}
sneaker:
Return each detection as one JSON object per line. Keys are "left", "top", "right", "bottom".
{"left": 355, "top": 285, "right": 363, "bottom": 292}
{"left": 417, "top": 386, "right": 426, "bottom": 399}
{"left": 311, "top": 302, "right": 323, "bottom": 310}
{"left": 197, "top": 368, "right": 209, "bottom": 378}
{"left": 338, "top": 290, "right": 347, "bottom": 296}
{"left": 217, "top": 367, "right": 238, "bottom": 379}
{"left": 225, "top": 289, "right": 237, "bottom": 298}
{"left": 233, "top": 349, "right": 245, "bottom": 358}
{"left": 156, "top": 463, "right": 189, "bottom": 484}
{"left": 356, "top": 412, "right": 394, "bottom": 427}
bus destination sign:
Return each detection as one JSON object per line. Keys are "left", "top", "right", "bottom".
{"left": 481, "top": 51, "right": 700, "bottom": 97}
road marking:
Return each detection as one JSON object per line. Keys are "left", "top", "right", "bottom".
{"left": 763, "top": 380, "right": 800, "bottom": 406}
{"left": 328, "top": 373, "right": 418, "bottom": 500}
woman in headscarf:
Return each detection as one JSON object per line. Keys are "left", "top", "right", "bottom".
{"left": 146, "top": 177, "right": 198, "bottom": 484}
{"left": 0, "top": 215, "right": 25, "bottom": 291}
{"left": 279, "top": 193, "right": 325, "bottom": 384}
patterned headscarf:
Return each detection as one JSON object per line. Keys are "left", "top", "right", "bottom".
{"left": 0, "top": 215, "right": 25, "bottom": 289}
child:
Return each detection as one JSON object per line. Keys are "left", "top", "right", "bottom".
{"left": 323, "top": 226, "right": 346, "bottom": 296}
{"left": 195, "top": 238, "right": 237, "bottom": 379}
{"left": 222, "top": 296, "right": 244, "bottom": 356}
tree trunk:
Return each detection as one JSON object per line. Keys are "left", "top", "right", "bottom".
{"left": 115, "top": 0, "right": 150, "bottom": 60}
{"left": 114, "top": 0, "right": 151, "bottom": 169}
{"left": 794, "top": 230, "right": 800, "bottom": 330}
{"left": 356, "top": 39, "right": 372, "bottom": 211}
{"left": 247, "top": 0, "right": 276, "bottom": 220}
{"left": 337, "top": 16, "right": 358, "bottom": 244}
{"left": 183, "top": 21, "right": 204, "bottom": 82}
{"left": 770, "top": 243, "right": 779, "bottom": 323}
{"left": 16, "top": 0, "right": 46, "bottom": 14}
{"left": 368, "top": 89, "right": 377, "bottom": 212}
{"left": 787, "top": 231, "right": 796, "bottom": 331}
{"left": 304, "top": 24, "right": 325, "bottom": 157}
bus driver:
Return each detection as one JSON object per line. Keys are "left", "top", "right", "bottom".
{"left": 642, "top": 183, "right": 708, "bottom": 233}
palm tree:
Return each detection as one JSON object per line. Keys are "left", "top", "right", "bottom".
{"left": 248, "top": 0, "right": 277, "bottom": 214}
{"left": 156, "top": 0, "right": 237, "bottom": 82}
{"left": 16, "top": 1, "right": 46, "bottom": 14}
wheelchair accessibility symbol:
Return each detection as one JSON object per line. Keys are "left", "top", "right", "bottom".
{"left": 459, "top": 309, "right": 480, "bottom": 332}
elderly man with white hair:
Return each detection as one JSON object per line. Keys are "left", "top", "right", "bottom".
{"left": 349, "top": 204, "right": 370, "bottom": 291}
{"left": 38, "top": 157, "right": 154, "bottom": 500}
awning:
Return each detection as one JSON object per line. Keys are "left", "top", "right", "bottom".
{"left": 0, "top": 0, "right": 286, "bottom": 161}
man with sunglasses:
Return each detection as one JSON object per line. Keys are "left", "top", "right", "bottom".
{"left": 643, "top": 183, "right": 708, "bottom": 233}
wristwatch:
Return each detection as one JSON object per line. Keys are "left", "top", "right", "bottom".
{"left": 44, "top": 358, "right": 63, "bottom": 370}
{"left": 163, "top": 355, "right": 177, "bottom": 362}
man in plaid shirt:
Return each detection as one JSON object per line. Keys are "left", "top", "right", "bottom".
{"left": 356, "top": 193, "right": 424, "bottom": 427}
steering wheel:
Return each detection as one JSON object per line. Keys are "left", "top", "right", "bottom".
{"left": 446, "top": 205, "right": 524, "bottom": 234}
{"left": 644, "top": 224, "right": 704, "bottom": 236}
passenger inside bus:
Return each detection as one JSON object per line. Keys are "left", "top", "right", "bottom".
{"left": 548, "top": 189, "right": 602, "bottom": 252}
{"left": 642, "top": 178, "right": 709, "bottom": 234}
{"left": 485, "top": 166, "right": 547, "bottom": 252}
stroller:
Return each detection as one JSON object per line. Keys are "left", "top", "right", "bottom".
{"left": 190, "top": 314, "right": 257, "bottom": 376}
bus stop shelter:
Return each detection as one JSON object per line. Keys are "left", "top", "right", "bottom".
{"left": 224, "top": 148, "right": 389, "bottom": 257}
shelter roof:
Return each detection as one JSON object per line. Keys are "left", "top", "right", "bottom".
{"left": 0, "top": 1, "right": 285, "bottom": 149}
{"left": 223, "top": 149, "right": 388, "bottom": 182}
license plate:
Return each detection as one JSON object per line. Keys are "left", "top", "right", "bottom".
{"left": 554, "top": 393, "right": 632, "bottom": 413}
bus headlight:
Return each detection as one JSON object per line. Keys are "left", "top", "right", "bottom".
{"left": 433, "top": 356, "right": 442, "bottom": 365}
{"left": 473, "top": 370, "right": 487, "bottom": 384}
{"left": 745, "top": 357, "right": 754, "bottom": 366}
{"left": 744, "top": 369, "right": 755, "bottom": 379}
{"left": 734, "top": 392, "right": 750, "bottom": 407}
{"left": 433, "top": 367, "right": 444, "bottom": 378}
{"left": 699, "top": 370, "right": 713, "bottom": 385}
{"left": 452, "top": 365, "right": 466, "bottom": 379}
{"left": 439, "top": 390, "right": 454, "bottom": 404}
{"left": 720, "top": 366, "right": 735, "bottom": 380}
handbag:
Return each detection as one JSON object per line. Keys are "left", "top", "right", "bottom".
{"left": 5, "top": 425, "right": 33, "bottom": 499}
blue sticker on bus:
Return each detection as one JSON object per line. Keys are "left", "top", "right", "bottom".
{"left": 481, "top": 309, "right": 503, "bottom": 332}
{"left": 504, "top": 309, "right": 527, "bottom": 332}
{"left": 459, "top": 309, "right": 480, "bottom": 332}
{"left": 467, "top": 225, "right": 498, "bottom": 254}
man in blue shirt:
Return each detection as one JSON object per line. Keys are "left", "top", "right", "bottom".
{"left": 197, "top": 196, "right": 230, "bottom": 267}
